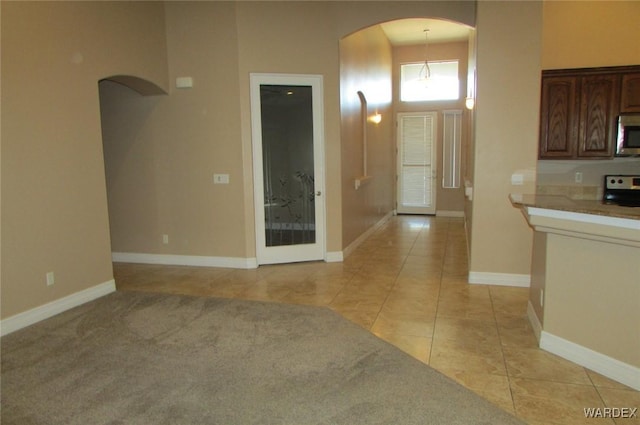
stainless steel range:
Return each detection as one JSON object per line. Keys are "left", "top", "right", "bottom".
{"left": 603, "top": 175, "right": 640, "bottom": 207}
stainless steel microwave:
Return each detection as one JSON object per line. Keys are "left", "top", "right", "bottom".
{"left": 616, "top": 114, "right": 640, "bottom": 156}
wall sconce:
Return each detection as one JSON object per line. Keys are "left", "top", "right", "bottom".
{"left": 465, "top": 97, "right": 475, "bottom": 110}
{"left": 368, "top": 113, "right": 382, "bottom": 124}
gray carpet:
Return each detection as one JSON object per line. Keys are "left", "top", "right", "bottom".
{"left": 2, "top": 291, "right": 525, "bottom": 424}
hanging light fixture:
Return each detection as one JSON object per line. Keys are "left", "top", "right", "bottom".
{"left": 418, "top": 29, "right": 431, "bottom": 84}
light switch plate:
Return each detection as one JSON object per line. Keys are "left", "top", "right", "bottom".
{"left": 214, "top": 174, "right": 229, "bottom": 184}
{"left": 176, "top": 77, "right": 193, "bottom": 89}
{"left": 511, "top": 173, "right": 524, "bottom": 185}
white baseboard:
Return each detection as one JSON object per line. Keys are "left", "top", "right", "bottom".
{"left": 527, "top": 300, "right": 542, "bottom": 343}
{"left": 112, "top": 252, "right": 258, "bottom": 269}
{"left": 540, "top": 331, "right": 640, "bottom": 391}
{"left": 468, "top": 271, "right": 531, "bottom": 287}
{"left": 1, "top": 280, "right": 116, "bottom": 337}
{"left": 342, "top": 211, "right": 393, "bottom": 259}
{"left": 325, "top": 251, "right": 344, "bottom": 262}
{"left": 436, "top": 210, "right": 465, "bottom": 218}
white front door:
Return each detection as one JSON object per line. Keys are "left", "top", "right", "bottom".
{"left": 396, "top": 112, "right": 437, "bottom": 215}
{"left": 250, "top": 74, "right": 325, "bottom": 265}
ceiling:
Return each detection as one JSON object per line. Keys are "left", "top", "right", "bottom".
{"left": 380, "top": 18, "right": 472, "bottom": 46}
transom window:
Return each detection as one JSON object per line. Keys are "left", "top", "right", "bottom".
{"left": 400, "top": 61, "right": 460, "bottom": 102}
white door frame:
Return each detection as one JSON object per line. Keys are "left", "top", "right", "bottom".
{"left": 396, "top": 111, "right": 437, "bottom": 215}
{"left": 250, "top": 73, "right": 326, "bottom": 265}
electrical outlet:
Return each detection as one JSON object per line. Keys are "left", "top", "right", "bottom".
{"left": 162, "top": 234, "right": 169, "bottom": 244}
{"left": 46, "top": 272, "right": 55, "bottom": 286}
{"left": 575, "top": 172, "right": 583, "bottom": 184}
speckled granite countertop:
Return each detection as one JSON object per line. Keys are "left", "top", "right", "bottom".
{"left": 510, "top": 194, "right": 640, "bottom": 221}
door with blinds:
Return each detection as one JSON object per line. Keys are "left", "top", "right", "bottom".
{"left": 396, "top": 112, "right": 437, "bottom": 215}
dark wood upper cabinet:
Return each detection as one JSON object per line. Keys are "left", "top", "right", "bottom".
{"left": 578, "top": 74, "right": 619, "bottom": 158}
{"left": 621, "top": 72, "right": 640, "bottom": 113}
{"left": 539, "top": 66, "right": 640, "bottom": 160}
{"left": 539, "top": 76, "right": 578, "bottom": 158}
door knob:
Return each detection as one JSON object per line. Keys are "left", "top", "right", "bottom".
{"left": 316, "top": 191, "right": 322, "bottom": 196}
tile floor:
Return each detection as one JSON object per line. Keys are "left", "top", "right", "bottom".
{"left": 113, "top": 215, "right": 639, "bottom": 425}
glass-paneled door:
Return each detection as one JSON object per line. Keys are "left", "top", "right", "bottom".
{"left": 250, "top": 74, "right": 325, "bottom": 265}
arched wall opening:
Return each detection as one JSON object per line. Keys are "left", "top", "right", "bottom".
{"left": 338, "top": 17, "right": 475, "bottom": 251}
{"left": 98, "top": 76, "right": 167, "bottom": 261}
{"left": 102, "top": 75, "right": 168, "bottom": 96}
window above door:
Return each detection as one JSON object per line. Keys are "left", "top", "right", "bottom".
{"left": 400, "top": 60, "right": 460, "bottom": 102}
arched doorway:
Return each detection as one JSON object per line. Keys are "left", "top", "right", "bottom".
{"left": 97, "top": 75, "right": 167, "bottom": 264}
{"left": 339, "top": 18, "right": 475, "bottom": 251}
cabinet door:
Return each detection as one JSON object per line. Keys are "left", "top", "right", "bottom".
{"left": 539, "top": 76, "right": 578, "bottom": 158}
{"left": 621, "top": 72, "right": 640, "bottom": 113}
{"left": 578, "top": 74, "right": 620, "bottom": 158}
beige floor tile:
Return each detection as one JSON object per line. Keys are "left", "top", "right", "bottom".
{"left": 384, "top": 286, "right": 439, "bottom": 305}
{"left": 596, "top": 387, "right": 640, "bottom": 424}
{"left": 380, "top": 303, "right": 438, "bottom": 321}
{"left": 429, "top": 337, "right": 507, "bottom": 376}
{"left": 372, "top": 331, "right": 432, "bottom": 364}
{"left": 329, "top": 289, "right": 387, "bottom": 308}
{"left": 490, "top": 286, "right": 530, "bottom": 321}
{"left": 279, "top": 288, "right": 342, "bottom": 306}
{"left": 404, "top": 253, "right": 443, "bottom": 264}
{"left": 442, "top": 262, "right": 468, "bottom": 275}
{"left": 441, "top": 370, "right": 516, "bottom": 415}
{"left": 354, "top": 264, "right": 402, "bottom": 280}
{"left": 396, "top": 268, "right": 442, "bottom": 283}
{"left": 328, "top": 306, "right": 380, "bottom": 329}
{"left": 436, "top": 298, "right": 496, "bottom": 321}
{"left": 489, "top": 285, "right": 530, "bottom": 303}
{"left": 497, "top": 316, "right": 539, "bottom": 349}
{"left": 438, "top": 283, "right": 491, "bottom": 300}
{"left": 510, "top": 378, "right": 615, "bottom": 425}
{"left": 440, "top": 272, "right": 470, "bottom": 285}
{"left": 503, "top": 346, "right": 592, "bottom": 385}
{"left": 337, "top": 283, "right": 392, "bottom": 300}
{"left": 237, "top": 282, "right": 293, "bottom": 302}
{"left": 390, "top": 284, "right": 441, "bottom": 302}
{"left": 370, "top": 310, "right": 436, "bottom": 337}
{"left": 587, "top": 369, "right": 638, "bottom": 391}
{"left": 433, "top": 316, "right": 501, "bottom": 345}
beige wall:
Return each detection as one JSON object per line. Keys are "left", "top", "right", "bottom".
{"left": 393, "top": 42, "right": 469, "bottom": 214}
{"left": 542, "top": 1, "right": 640, "bottom": 70}
{"left": 469, "top": 1, "right": 541, "bottom": 277}
{"left": 101, "top": 2, "right": 246, "bottom": 258}
{"left": 529, "top": 231, "right": 547, "bottom": 325}
{"left": 545, "top": 233, "right": 639, "bottom": 368}
{"left": 340, "top": 25, "right": 394, "bottom": 248}
{"left": 1, "top": 1, "right": 169, "bottom": 318}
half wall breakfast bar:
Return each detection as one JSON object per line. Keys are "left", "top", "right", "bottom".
{"left": 511, "top": 194, "right": 640, "bottom": 391}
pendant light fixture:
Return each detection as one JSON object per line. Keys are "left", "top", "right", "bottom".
{"left": 418, "top": 29, "right": 431, "bottom": 84}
